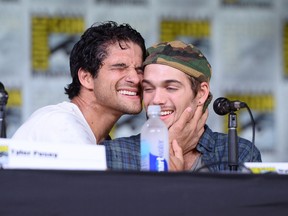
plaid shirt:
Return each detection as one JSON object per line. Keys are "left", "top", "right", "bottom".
{"left": 102, "top": 125, "right": 262, "bottom": 172}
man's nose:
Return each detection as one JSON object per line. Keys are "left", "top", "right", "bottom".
{"left": 152, "top": 89, "right": 166, "bottom": 105}
{"left": 125, "top": 69, "right": 142, "bottom": 84}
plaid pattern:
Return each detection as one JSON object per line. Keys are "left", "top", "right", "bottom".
{"left": 104, "top": 135, "right": 140, "bottom": 171}
{"left": 196, "top": 125, "right": 262, "bottom": 172}
{"left": 102, "top": 125, "right": 261, "bottom": 171}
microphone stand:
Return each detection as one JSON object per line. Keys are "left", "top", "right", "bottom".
{"left": 228, "top": 111, "right": 238, "bottom": 171}
{"left": 0, "top": 107, "right": 6, "bottom": 138}
{"left": 0, "top": 83, "right": 8, "bottom": 138}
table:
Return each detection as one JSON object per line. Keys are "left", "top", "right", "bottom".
{"left": 0, "top": 170, "right": 287, "bottom": 216}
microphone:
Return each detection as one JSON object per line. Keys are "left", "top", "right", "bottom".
{"left": 213, "top": 97, "right": 246, "bottom": 116}
{"left": 0, "top": 82, "right": 8, "bottom": 106}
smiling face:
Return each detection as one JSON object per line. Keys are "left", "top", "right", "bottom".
{"left": 92, "top": 41, "right": 144, "bottom": 115}
{"left": 142, "top": 64, "right": 201, "bottom": 128}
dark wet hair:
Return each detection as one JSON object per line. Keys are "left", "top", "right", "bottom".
{"left": 64, "top": 21, "right": 146, "bottom": 99}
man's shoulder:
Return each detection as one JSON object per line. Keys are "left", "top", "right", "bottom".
{"left": 12, "top": 101, "right": 93, "bottom": 142}
{"left": 201, "top": 125, "right": 261, "bottom": 162}
{"left": 27, "top": 102, "right": 83, "bottom": 123}
{"left": 200, "top": 125, "right": 254, "bottom": 151}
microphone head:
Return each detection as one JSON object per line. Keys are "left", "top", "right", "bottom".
{"left": 0, "top": 82, "right": 4, "bottom": 91}
{"left": 213, "top": 97, "right": 231, "bottom": 115}
{"left": 0, "top": 82, "right": 8, "bottom": 106}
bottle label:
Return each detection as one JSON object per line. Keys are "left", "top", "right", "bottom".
{"left": 140, "top": 140, "right": 150, "bottom": 170}
{"left": 141, "top": 139, "right": 168, "bottom": 172}
{"left": 149, "top": 154, "right": 168, "bottom": 171}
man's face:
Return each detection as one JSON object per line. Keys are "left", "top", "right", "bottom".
{"left": 142, "top": 64, "right": 198, "bottom": 129}
{"left": 93, "top": 41, "right": 143, "bottom": 115}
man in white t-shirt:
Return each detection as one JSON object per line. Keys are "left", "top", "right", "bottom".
{"left": 13, "top": 21, "right": 146, "bottom": 145}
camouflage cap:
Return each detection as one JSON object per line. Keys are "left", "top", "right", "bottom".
{"left": 143, "top": 40, "right": 212, "bottom": 83}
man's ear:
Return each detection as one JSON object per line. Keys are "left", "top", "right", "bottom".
{"left": 197, "top": 82, "right": 210, "bottom": 106}
{"left": 78, "top": 68, "right": 94, "bottom": 90}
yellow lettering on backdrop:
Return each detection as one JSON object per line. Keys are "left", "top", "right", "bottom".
{"left": 31, "top": 16, "right": 84, "bottom": 73}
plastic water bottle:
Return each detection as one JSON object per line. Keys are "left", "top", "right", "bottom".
{"left": 140, "top": 105, "right": 169, "bottom": 171}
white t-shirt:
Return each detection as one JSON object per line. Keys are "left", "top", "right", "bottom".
{"left": 12, "top": 101, "right": 97, "bottom": 145}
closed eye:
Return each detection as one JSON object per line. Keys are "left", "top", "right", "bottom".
{"left": 166, "top": 86, "right": 178, "bottom": 91}
{"left": 143, "top": 86, "right": 154, "bottom": 92}
{"left": 136, "top": 67, "right": 144, "bottom": 75}
{"left": 142, "top": 80, "right": 154, "bottom": 92}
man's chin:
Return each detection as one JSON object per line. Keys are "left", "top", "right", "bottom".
{"left": 125, "top": 105, "right": 142, "bottom": 115}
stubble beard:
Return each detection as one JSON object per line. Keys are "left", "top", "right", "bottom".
{"left": 118, "top": 100, "right": 142, "bottom": 115}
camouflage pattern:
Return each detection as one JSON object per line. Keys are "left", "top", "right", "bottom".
{"left": 143, "top": 40, "right": 212, "bottom": 83}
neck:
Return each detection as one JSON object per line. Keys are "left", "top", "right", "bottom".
{"left": 71, "top": 95, "right": 121, "bottom": 143}
{"left": 183, "top": 150, "right": 201, "bottom": 170}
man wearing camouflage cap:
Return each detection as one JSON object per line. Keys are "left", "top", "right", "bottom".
{"left": 103, "top": 40, "right": 261, "bottom": 171}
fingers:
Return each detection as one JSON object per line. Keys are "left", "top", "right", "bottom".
{"left": 168, "top": 105, "right": 207, "bottom": 154}
{"left": 171, "top": 139, "right": 183, "bottom": 159}
{"left": 169, "top": 139, "right": 184, "bottom": 171}
{"left": 172, "top": 107, "right": 193, "bottom": 129}
{"left": 171, "top": 104, "right": 207, "bottom": 131}
{"left": 191, "top": 104, "right": 204, "bottom": 124}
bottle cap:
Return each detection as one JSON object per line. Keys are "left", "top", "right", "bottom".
{"left": 147, "top": 105, "right": 161, "bottom": 115}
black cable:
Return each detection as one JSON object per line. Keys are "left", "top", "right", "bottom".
{"left": 244, "top": 104, "right": 255, "bottom": 162}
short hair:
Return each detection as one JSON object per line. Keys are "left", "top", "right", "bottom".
{"left": 187, "top": 75, "right": 201, "bottom": 96}
{"left": 65, "top": 21, "right": 146, "bottom": 99}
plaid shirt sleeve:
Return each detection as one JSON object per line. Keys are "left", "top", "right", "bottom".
{"left": 101, "top": 134, "right": 140, "bottom": 171}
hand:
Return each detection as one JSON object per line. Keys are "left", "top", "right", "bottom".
{"left": 168, "top": 105, "right": 208, "bottom": 155}
{"left": 169, "top": 139, "right": 184, "bottom": 171}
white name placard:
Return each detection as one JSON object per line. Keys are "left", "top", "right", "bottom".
{"left": 244, "top": 162, "right": 288, "bottom": 175}
{"left": 0, "top": 138, "right": 107, "bottom": 171}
